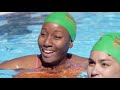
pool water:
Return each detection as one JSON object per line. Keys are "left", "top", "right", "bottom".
{"left": 1, "top": 12, "right": 120, "bottom": 78}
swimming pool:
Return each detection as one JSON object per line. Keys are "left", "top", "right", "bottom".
{"left": 1, "top": 12, "right": 120, "bottom": 78}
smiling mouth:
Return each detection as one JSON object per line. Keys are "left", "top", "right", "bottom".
{"left": 42, "top": 49, "right": 56, "bottom": 57}
{"left": 43, "top": 49, "right": 55, "bottom": 54}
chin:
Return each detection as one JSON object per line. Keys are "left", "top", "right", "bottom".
{"left": 42, "top": 57, "right": 57, "bottom": 64}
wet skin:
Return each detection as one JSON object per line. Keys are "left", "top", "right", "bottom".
{"left": 0, "top": 22, "right": 88, "bottom": 71}
{"left": 38, "top": 22, "right": 73, "bottom": 67}
{"left": 87, "top": 51, "right": 120, "bottom": 78}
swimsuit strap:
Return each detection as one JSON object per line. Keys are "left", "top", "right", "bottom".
{"left": 35, "top": 55, "right": 39, "bottom": 68}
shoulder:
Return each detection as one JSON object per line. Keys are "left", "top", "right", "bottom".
{"left": 11, "top": 55, "right": 38, "bottom": 61}
{"left": 68, "top": 53, "right": 88, "bottom": 62}
{"left": 68, "top": 53, "right": 89, "bottom": 71}
{"left": 6, "top": 55, "right": 38, "bottom": 64}
{"left": 11, "top": 55, "right": 39, "bottom": 66}
{"left": 0, "top": 55, "right": 39, "bottom": 69}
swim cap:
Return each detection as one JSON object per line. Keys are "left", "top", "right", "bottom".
{"left": 92, "top": 33, "right": 120, "bottom": 63}
{"left": 44, "top": 12, "right": 76, "bottom": 41}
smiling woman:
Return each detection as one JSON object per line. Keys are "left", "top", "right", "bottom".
{"left": 0, "top": 12, "right": 88, "bottom": 78}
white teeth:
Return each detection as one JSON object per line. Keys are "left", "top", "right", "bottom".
{"left": 44, "top": 50, "right": 54, "bottom": 53}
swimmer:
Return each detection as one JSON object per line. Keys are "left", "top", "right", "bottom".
{"left": 87, "top": 33, "right": 120, "bottom": 78}
{"left": 0, "top": 12, "right": 88, "bottom": 78}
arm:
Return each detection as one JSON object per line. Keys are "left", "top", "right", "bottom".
{"left": 0, "top": 59, "right": 21, "bottom": 70}
{"left": 0, "top": 55, "right": 38, "bottom": 70}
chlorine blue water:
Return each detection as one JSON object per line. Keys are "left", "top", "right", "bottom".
{"left": 1, "top": 12, "right": 120, "bottom": 78}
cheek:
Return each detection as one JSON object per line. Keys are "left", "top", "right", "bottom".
{"left": 107, "top": 66, "right": 120, "bottom": 77}
{"left": 55, "top": 40, "right": 70, "bottom": 50}
{"left": 101, "top": 67, "right": 120, "bottom": 77}
{"left": 38, "top": 36, "right": 43, "bottom": 46}
{"left": 102, "top": 69, "right": 113, "bottom": 74}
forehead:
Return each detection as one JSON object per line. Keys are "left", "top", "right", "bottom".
{"left": 90, "top": 51, "right": 116, "bottom": 62}
{"left": 91, "top": 51, "right": 109, "bottom": 58}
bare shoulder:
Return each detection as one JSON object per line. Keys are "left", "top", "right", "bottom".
{"left": 0, "top": 55, "right": 38, "bottom": 69}
{"left": 68, "top": 54, "right": 89, "bottom": 71}
{"left": 11, "top": 55, "right": 38, "bottom": 62}
{"left": 70, "top": 54, "right": 88, "bottom": 63}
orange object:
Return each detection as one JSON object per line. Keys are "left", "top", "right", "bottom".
{"left": 14, "top": 65, "right": 83, "bottom": 78}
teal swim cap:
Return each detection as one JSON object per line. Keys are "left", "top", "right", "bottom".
{"left": 44, "top": 12, "right": 76, "bottom": 41}
{"left": 92, "top": 33, "right": 120, "bottom": 63}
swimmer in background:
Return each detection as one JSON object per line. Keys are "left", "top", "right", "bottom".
{"left": 87, "top": 33, "right": 120, "bottom": 78}
{"left": 0, "top": 12, "right": 88, "bottom": 78}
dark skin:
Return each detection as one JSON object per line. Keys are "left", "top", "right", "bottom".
{"left": 0, "top": 22, "right": 88, "bottom": 72}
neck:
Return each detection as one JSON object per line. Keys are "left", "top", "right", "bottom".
{"left": 39, "top": 54, "right": 71, "bottom": 68}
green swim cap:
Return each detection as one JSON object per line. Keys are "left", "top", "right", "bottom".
{"left": 44, "top": 12, "right": 76, "bottom": 41}
{"left": 92, "top": 33, "right": 120, "bottom": 63}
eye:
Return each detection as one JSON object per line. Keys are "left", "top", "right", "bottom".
{"left": 54, "top": 35, "right": 62, "bottom": 40}
{"left": 101, "top": 63, "right": 109, "bottom": 67}
{"left": 89, "top": 60, "right": 95, "bottom": 66}
{"left": 40, "top": 32, "right": 46, "bottom": 37}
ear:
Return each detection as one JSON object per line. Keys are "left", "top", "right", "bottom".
{"left": 69, "top": 40, "right": 73, "bottom": 48}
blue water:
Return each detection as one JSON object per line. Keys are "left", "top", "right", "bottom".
{"left": 1, "top": 12, "right": 120, "bottom": 78}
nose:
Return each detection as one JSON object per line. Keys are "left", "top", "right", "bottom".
{"left": 43, "top": 36, "right": 53, "bottom": 47}
{"left": 91, "top": 65, "right": 100, "bottom": 77}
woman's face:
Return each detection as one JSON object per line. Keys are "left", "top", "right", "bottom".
{"left": 87, "top": 51, "right": 120, "bottom": 78}
{"left": 38, "top": 22, "right": 73, "bottom": 64}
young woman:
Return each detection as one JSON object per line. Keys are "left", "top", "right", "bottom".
{"left": 87, "top": 33, "right": 120, "bottom": 78}
{"left": 0, "top": 12, "right": 88, "bottom": 78}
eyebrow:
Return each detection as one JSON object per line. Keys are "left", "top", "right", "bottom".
{"left": 99, "top": 59, "right": 111, "bottom": 62}
{"left": 88, "top": 58, "right": 111, "bottom": 62}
